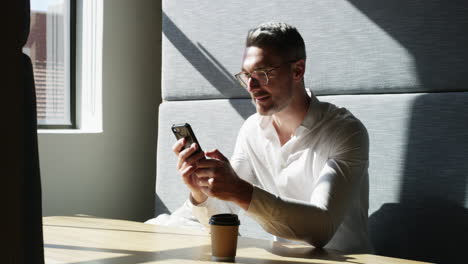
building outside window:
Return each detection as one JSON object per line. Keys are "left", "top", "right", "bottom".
{"left": 23, "top": 0, "right": 74, "bottom": 128}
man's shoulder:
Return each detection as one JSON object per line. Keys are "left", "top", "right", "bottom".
{"left": 315, "top": 101, "right": 369, "bottom": 156}
{"left": 318, "top": 101, "right": 367, "bottom": 134}
{"left": 319, "top": 100, "right": 358, "bottom": 120}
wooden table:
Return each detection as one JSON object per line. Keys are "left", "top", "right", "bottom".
{"left": 43, "top": 216, "right": 432, "bottom": 264}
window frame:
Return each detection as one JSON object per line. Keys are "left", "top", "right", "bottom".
{"left": 38, "top": 0, "right": 103, "bottom": 134}
{"left": 37, "top": 0, "right": 76, "bottom": 129}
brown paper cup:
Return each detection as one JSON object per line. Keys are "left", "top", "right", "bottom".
{"left": 209, "top": 214, "right": 240, "bottom": 262}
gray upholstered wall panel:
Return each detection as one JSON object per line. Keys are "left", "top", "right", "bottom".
{"left": 320, "top": 92, "right": 468, "bottom": 262}
{"left": 162, "top": 0, "right": 468, "bottom": 100}
{"left": 156, "top": 93, "right": 468, "bottom": 241}
{"left": 323, "top": 93, "right": 468, "bottom": 213}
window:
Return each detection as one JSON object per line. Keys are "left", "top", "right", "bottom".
{"left": 24, "top": 0, "right": 75, "bottom": 128}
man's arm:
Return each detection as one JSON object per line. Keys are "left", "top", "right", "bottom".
{"left": 193, "top": 151, "right": 341, "bottom": 247}
{"left": 246, "top": 158, "right": 368, "bottom": 247}
{"left": 195, "top": 120, "right": 369, "bottom": 248}
{"left": 193, "top": 149, "right": 366, "bottom": 248}
{"left": 245, "top": 120, "right": 369, "bottom": 247}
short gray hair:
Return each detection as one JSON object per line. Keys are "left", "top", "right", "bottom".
{"left": 245, "top": 22, "right": 306, "bottom": 61}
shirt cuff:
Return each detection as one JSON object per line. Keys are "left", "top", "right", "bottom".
{"left": 190, "top": 195, "right": 238, "bottom": 228}
{"left": 190, "top": 196, "right": 215, "bottom": 228}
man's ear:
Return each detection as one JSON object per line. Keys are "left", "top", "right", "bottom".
{"left": 292, "top": 59, "right": 306, "bottom": 82}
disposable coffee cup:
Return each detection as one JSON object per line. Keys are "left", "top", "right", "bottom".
{"left": 209, "top": 214, "right": 240, "bottom": 262}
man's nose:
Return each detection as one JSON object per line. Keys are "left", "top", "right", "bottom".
{"left": 247, "top": 76, "right": 261, "bottom": 91}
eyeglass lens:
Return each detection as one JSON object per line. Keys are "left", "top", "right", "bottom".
{"left": 239, "top": 71, "right": 268, "bottom": 87}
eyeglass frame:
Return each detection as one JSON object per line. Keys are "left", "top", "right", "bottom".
{"left": 234, "top": 59, "right": 300, "bottom": 88}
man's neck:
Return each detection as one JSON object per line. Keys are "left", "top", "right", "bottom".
{"left": 272, "top": 91, "right": 311, "bottom": 145}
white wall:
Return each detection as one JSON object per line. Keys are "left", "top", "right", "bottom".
{"left": 38, "top": 0, "right": 161, "bottom": 221}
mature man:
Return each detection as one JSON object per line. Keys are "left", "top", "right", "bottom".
{"left": 173, "top": 22, "right": 371, "bottom": 253}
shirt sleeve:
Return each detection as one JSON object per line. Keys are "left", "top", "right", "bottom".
{"left": 245, "top": 120, "right": 369, "bottom": 248}
{"left": 191, "top": 196, "right": 239, "bottom": 229}
{"left": 191, "top": 124, "right": 257, "bottom": 229}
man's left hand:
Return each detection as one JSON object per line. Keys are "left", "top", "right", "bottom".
{"left": 194, "top": 149, "right": 253, "bottom": 210}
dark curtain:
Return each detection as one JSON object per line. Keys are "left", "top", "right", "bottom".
{"left": 4, "top": 0, "right": 45, "bottom": 263}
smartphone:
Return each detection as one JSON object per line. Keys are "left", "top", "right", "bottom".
{"left": 171, "top": 123, "right": 203, "bottom": 154}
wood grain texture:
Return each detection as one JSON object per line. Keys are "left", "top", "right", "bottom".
{"left": 43, "top": 216, "right": 432, "bottom": 264}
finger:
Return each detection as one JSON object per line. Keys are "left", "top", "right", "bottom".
{"left": 172, "top": 138, "right": 186, "bottom": 155}
{"left": 200, "top": 186, "right": 213, "bottom": 197}
{"left": 184, "top": 149, "right": 206, "bottom": 166}
{"left": 196, "top": 176, "right": 210, "bottom": 187}
{"left": 181, "top": 165, "right": 197, "bottom": 182}
{"left": 200, "top": 178, "right": 216, "bottom": 197}
{"left": 204, "top": 149, "right": 229, "bottom": 162}
{"left": 177, "top": 143, "right": 199, "bottom": 170}
{"left": 196, "top": 158, "right": 223, "bottom": 169}
{"left": 194, "top": 168, "right": 213, "bottom": 178}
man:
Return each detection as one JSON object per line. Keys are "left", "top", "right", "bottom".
{"left": 173, "top": 22, "right": 371, "bottom": 253}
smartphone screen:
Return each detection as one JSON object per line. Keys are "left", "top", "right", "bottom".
{"left": 171, "top": 123, "right": 203, "bottom": 153}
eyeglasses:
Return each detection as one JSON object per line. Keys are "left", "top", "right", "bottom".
{"left": 234, "top": 60, "right": 297, "bottom": 88}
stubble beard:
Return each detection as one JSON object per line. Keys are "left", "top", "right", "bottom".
{"left": 251, "top": 82, "right": 294, "bottom": 116}
{"left": 253, "top": 95, "right": 291, "bottom": 116}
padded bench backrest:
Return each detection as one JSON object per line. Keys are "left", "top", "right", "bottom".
{"left": 157, "top": 1, "right": 468, "bottom": 263}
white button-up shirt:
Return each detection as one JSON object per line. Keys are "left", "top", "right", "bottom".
{"left": 192, "top": 96, "right": 372, "bottom": 253}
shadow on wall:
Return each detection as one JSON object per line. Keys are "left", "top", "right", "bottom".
{"left": 369, "top": 93, "right": 468, "bottom": 264}
{"left": 162, "top": 12, "right": 251, "bottom": 118}
{"left": 346, "top": 1, "right": 468, "bottom": 263}
{"left": 348, "top": 0, "right": 468, "bottom": 93}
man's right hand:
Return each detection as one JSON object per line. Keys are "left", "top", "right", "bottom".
{"left": 172, "top": 138, "right": 208, "bottom": 204}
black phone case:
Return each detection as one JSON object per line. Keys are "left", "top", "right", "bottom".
{"left": 171, "top": 123, "right": 202, "bottom": 152}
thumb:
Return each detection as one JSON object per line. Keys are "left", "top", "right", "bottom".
{"left": 205, "top": 149, "right": 228, "bottom": 162}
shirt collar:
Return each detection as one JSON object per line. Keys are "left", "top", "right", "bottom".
{"left": 300, "top": 95, "right": 320, "bottom": 130}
